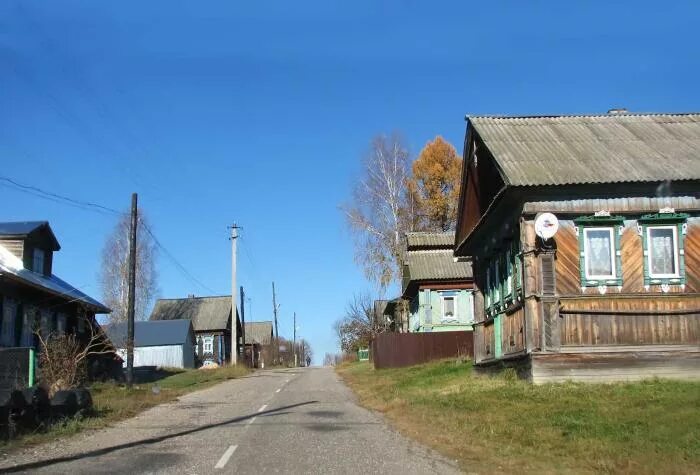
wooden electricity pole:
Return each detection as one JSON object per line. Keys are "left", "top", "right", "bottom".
{"left": 125, "top": 193, "right": 138, "bottom": 388}
{"left": 240, "top": 286, "right": 245, "bottom": 366}
{"left": 230, "top": 224, "right": 239, "bottom": 365}
{"left": 272, "top": 282, "right": 279, "bottom": 364}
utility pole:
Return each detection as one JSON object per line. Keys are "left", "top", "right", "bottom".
{"left": 240, "top": 286, "right": 245, "bottom": 366}
{"left": 293, "top": 312, "right": 297, "bottom": 367}
{"left": 247, "top": 297, "right": 254, "bottom": 367}
{"left": 272, "top": 282, "right": 279, "bottom": 365}
{"left": 230, "top": 224, "right": 239, "bottom": 365}
{"left": 125, "top": 193, "right": 138, "bottom": 388}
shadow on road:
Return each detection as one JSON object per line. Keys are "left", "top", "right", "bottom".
{"left": 1, "top": 401, "right": 318, "bottom": 473}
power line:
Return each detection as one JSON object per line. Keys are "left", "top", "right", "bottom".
{"left": 139, "top": 220, "right": 218, "bottom": 295}
{"left": 0, "top": 175, "right": 122, "bottom": 217}
{"left": 1, "top": 174, "right": 217, "bottom": 295}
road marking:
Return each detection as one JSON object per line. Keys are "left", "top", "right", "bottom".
{"left": 275, "top": 388, "right": 281, "bottom": 393}
{"left": 258, "top": 404, "right": 268, "bottom": 412}
{"left": 248, "top": 416, "right": 256, "bottom": 425}
{"left": 215, "top": 445, "right": 237, "bottom": 469}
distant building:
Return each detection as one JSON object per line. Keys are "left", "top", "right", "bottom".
{"left": 104, "top": 319, "right": 196, "bottom": 369}
{"left": 401, "top": 232, "right": 474, "bottom": 332}
{"left": 244, "top": 321, "right": 273, "bottom": 368}
{"left": 150, "top": 295, "right": 241, "bottom": 366}
{"left": 454, "top": 112, "right": 700, "bottom": 383}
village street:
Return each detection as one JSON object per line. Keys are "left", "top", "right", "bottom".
{"left": 0, "top": 367, "right": 460, "bottom": 474}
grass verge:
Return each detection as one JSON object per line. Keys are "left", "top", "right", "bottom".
{"left": 1, "top": 365, "right": 250, "bottom": 451}
{"left": 337, "top": 360, "right": 700, "bottom": 474}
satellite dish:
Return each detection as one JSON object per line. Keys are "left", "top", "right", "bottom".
{"left": 535, "top": 213, "right": 559, "bottom": 240}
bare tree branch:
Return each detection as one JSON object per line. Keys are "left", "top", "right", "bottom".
{"left": 100, "top": 211, "right": 159, "bottom": 323}
{"left": 341, "top": 133, "right": 415, "bottom": 290}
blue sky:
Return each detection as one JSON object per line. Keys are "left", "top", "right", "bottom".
{"left": 2, "top": 1, "right": 698, "bottom": 363}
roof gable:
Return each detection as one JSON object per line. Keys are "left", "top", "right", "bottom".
{"left": 150, "top": 296, "right": 233, "bottom": 331}
{"left": 0, "top": 221, "right": 60, "bottom": 251}
{"left": 468, "top": 113, "right": 700, "bottom": 187}
{"left": 402, "top": 232, "right": 472, "bottom": 296}
{"left": 244, "top": 321, "right": 273, "bottom": 345}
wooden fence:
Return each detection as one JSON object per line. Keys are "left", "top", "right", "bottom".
{"left": 371, "top": 331, "right": 473, "bottom": 369}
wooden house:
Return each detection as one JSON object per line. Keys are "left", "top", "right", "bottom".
{"left": 104, "top": 320, "right": 196, "bottom": 369}
{"left": 244, "top": 321, "right": 273, "bottom": 368}
{"left": 454, "top": 113, "right": 700, "bottom": 383}
{"left": 0, "top": 222, "right": 111, "bottom": 346}
{"left": 150, "top": 295, "right": 241, "bottom": 366}
{"left": 0, "top": 221, "right": 117, "bottom": 383}
{"left": 402, "top": 232, "right": 474, "bottom": 332}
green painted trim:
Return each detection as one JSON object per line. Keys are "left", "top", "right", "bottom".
{"left": 642, "top": 221, "right": 688, "bottom": 287}
{"left": 574, "top": 215, "right": 624, "bottom": 225}
{"left": 28, "top": 348, "right": 35, "bottom": 387}
{"left": 638, "top": 212, "right": 689, "bottom": 223}
{"left": 577, "top": 222, "right": 623, "bottom": 287}
{"left": 494, "top": 314, "right": 502, "bottom": 359}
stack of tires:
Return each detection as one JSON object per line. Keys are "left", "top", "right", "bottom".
{"left": 0, "top": 387, "right": 93, "bottom": 440}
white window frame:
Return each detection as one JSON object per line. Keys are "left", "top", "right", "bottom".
{"left": 583, "top": 227, "right": 616, "bottom": 280}
{"left": 646, "top": 225, "right": 680, "bottom": 278}
{"left": 441, "top": 294, "right": 457, "bottom": 321}
{"left": 203, "top": 336, "right": 214, "bottom": 353}
{"left": 33, "top": 249, "right": 45, "bottom": 274}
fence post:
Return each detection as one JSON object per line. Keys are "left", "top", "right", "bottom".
{"left": 28, "top": 348, "right": 35, "bottom": 387}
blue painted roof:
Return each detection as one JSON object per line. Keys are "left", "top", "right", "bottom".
{"left": 0, "top": 221, "right": 60, "bottom": 250}
{"left": 103, "top": 319, "right": 194, "bottom": 347}
{"left": 0, "top": 221, "right": 48, "bottom": 235}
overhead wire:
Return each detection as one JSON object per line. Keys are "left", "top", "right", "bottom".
{"left": 0, "top": 174, "right": 219, "bottom": 295}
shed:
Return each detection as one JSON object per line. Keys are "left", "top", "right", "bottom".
{"left": 104, "top": 319, "right": 196, "bottom": 369}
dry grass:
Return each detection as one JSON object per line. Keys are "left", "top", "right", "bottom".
{"left": 2, "top": 365, "right": 250, "bottom": 450}
{"left": 337, "top": 360, "right": 700, "bottom": 474}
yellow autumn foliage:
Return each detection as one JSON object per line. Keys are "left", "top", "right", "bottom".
{"left": 408, "top": 136, "right": 462, "bottom": 231}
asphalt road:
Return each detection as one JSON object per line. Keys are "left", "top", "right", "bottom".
{"left": 0, "top": 367, "right": 461, "bottom": 474}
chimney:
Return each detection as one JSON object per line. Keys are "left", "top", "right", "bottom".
{"left": 607, "top": 108, "right": 628, "bottom": 115}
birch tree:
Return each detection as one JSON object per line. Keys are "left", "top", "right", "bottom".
{"left": 342, "top": 133, "right": 416, "bottom": 289}
{"left": 100, "top": 212, "right": 158, "bottom": 324}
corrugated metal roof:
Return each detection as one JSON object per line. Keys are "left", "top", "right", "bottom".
{"left": 406, "top": 232, "right": 455, "bottom": 249}
{"left": 405, "top": 250, "right": 472, "bottom": 282}
{"left": 244, "top": 321, "right": 273, "bottom": 345}
{"left": 150, "top": 296, "right": 232, "bottom": 332}
{"left": 104, "top": 319, "right": 193, "bottom": 347}
{"left": 0, "top": 243, "right": 110, "bottom": 313}
{"left": 469, "top": 113, "right": 700, "bottom": 186}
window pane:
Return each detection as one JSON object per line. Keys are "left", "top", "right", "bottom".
{"left": 444, "top": 297, "right": 455, "bottom": 318}
{"left": 649, "top": 227, "right": 676, "bottom": 275}
{"left": 585, "top": 229, "right": 613, "bottom": 277}
{"left": 33, "top": 249, "right": 44, "bottom": 273}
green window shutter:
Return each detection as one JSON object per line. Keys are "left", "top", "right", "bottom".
{"left": 424, "top": 289, "right": 432, "bottom": 325}
{"left": 577, "top": 225, "right": 586, "bottom": 287}
{"left": 513, "top": 240, "right": 521, "bottom": 290}
{"left": 574, "top": 214, "right": 625, "bottom": 288}
{"left": 641, "top": 223, "right": 650, "bottom": 287}
{"left": 614, "top": 224, "right": 623, "bottom": 287}
{"left": 485, "top": 265, "right": 491, "bottom": 312}
{"left": 679, "top": 222, "right": 686, "bottom": 286}
{"left": 639, "top": 212, "right": 688, "bottom": 288}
